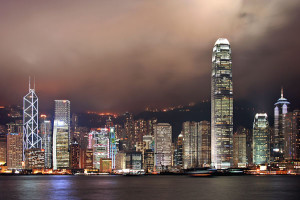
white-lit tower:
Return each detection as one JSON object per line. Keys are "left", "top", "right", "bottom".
{"left": 23, "top": 78, "right": 42, "bottom": 160}
{"left": 211, "top": 38, "right": 233, "bottom": 169}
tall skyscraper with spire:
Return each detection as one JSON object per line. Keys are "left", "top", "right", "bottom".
{"left": 273, "top": 87, "right": 290, "bottom": 161}
{"left": 23, "top": 77, "right": 42, "bottom": 160}
{"left": 211, "top": 38, "right": 233, "bottom": 169}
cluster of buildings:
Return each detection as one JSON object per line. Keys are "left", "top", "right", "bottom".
{"left": 0, "top": 38, "right": 299, "bottom": 175}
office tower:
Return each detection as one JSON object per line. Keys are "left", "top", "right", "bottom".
{"left": 0, "top": 133, "right": 6, "bottom": 165}
{"left": 199, "top": 121, "right": 211, "bottom": 167}
{"left": 124, "top": 112, "right": 134, "bottom": 150}
{"left": 144, "top": 149, "right": 154, "bottom": 172}
{"left": 53, "top": 100, "right": 71, "bottom": 170}
{"left": 236, "top": 127, "right": 252, "bottom": 166}
{"left": 284, "top": 110, "right": 300, "bottom": 160}
{"left": 211, "top": 38, "right": 233, "bottom": 169}
{"left": 233, "top": 131, "right": 247, "bottom": 168}
{"left": 25, "top": 148, "right": 45, "bottom": 169}
{"left": 40, "top": 119, "right": 52, "bottom": 168}
{"left": 182, "top": 121, "right": 200, "bottom": 169}
{"left": 115, "top": 152, "right": 126, "bottom": 170}
{"left": 154, "top": 123, "right": 172, "bottom": 171}
{"left": 100, "top": 158, "right": 112, "bottom": 173}
{"left": 174, "top": 133, "right": 183, "bottom": 168}
{"left": 125, "top": 151, "right": 142, "bottom": 170}
{"left": 253, "top": 113, "right": 270, "bottom": 165}
{"left": 134, "top": 119, "right": 147, "bottom": 144}
{"left": 70, "top": 140, "right": 80, "bottom": 169}
{"left": 23, "top": 79, "right": 42, "bottom": 160}
{"left": 108, "top": 127, "right": 117, "bottom": 169}
{"left": 7, "top": 121, "right": 23, "bottom": 169}
{"left": 82, "top": 148, "right": 93, "bottom": 169}
{"left": 143, "top": 135, "right": 154, "bottom": 150}
{"left": 274, "top": 88, "right": 290, "bottom": 161}
{"left": 89, "top": 130, "right": 109, "bottom": 169}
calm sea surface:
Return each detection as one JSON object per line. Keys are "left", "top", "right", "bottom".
{"left": 0, "top": 175, "right": 299, "bottom": 200}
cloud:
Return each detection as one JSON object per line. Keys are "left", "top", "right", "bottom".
{"left": 0, "top": 0, "right": 299, "bottom": 113}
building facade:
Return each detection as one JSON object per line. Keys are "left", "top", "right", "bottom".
{"left": 154, "top": 123, "right": 172, "bottom": 171}
{"left": 233, "top": 131, "right": 247, "bottom": 168}
{"left": 23, "top": 80, "right": 42, "bottom": 161}
{"left": 284, "top": 110, "right": 300, "bottom": 160}
{"left": 40, "top": 119, "right": 52, "bottom": 168}
{"left": 53, "top": 100, "right": 70, "bottom": 170}
{"left": 7, "top": 122, "right": 23, "bottom": 169}
{"left": 274, "top": 88, "right": 290, "bottom": 161}
{"left": 211, "top": 38, "right": 233, "bottom": 169}
{"left": 253, "top": 113, "right": 270, "bottom": 165}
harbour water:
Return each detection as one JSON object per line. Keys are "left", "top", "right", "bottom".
{"left": 0, "top": 175, "right": 299, "bottom": 200}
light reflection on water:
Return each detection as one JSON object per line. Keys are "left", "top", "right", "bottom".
{"left": 0, "top": 175, "right": 299, "bottom": 200}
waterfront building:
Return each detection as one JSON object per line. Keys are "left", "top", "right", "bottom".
{"left": 182, "top": 121, "right": 200, "bottom": 169}
{"left": 0, "top": 133, "right": 6, "bottom": 165}
{"left": 174, "top": 133, "right": 183, "bottom": 168}
{"left": 284, "top": 110, "right": 300, "bottom": 160}
{"left": 7, "top": 121, "right": 23, "bottom": 169}
{"left": 182, "top": 121, "right": 211, "bottom": 169}
{"left": 40, "top": 119, "right": 52, "bottom": 168}
{"left": 53, "top": 100, "right": 70, "bottom": 170}
{"left": 70, "top": 140, "right": 80, "bottom": 169}
{"left": 83, "top": 148, "right": 93, "bottom": 169}
{"left": 211, "top": 38, "right": 233, "bottom": 169}
{"left": 23, "top": 79, "right": 42, "bottom": 161}
{"left": 273, "top": 88, "right": 290, "bottom": 161}
{"left": 100, "top": 158, "right": 112, "bottom": 173}
{"left": 89, "top": 129, "right": 109, "bottom": 169}
{"left": 233, "top": 131, "right": 247, "bottom": 168}
{"left": 24, "top": 148, "right": 45, "bottom": 169}
{"left": 144, "top": 149, "right": 154, "bottom": 172}
{"left": 199, "top": 121, "right": 211, "bottom": 167}
{"left": 115, "top": 152, "right": 126, "bottom": 170}
{"left": 253, "top": 113, "right": 270, "bottom": 165}
{"left": 154, "top": 123, "right": 172, "bottom": 171}
{"left": 125, "top": 151, "right": 142, "bottom": 170}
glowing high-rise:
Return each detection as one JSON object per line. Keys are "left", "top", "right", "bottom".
{"left": 273, "top": 88, "right": 290, "bottom": 161}
{"left": 211, "top": 38, "right": 233, "bottom": 169}
{"left": 53, "top": 100, "right": 70, "bottom": 169}
{"left": 253, "top": 113, "right": 270, "bottom": 165}
{"left": 23, "top": 78, "right": 42, "bottom": 160}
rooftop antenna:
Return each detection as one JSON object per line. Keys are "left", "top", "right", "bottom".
{"left": 281, "top": 86, "right": 283, "bottom": 98}
{"left": 34, "top": 76, "right": 36, "bottom": 91}
{"left": 29, "top": 76, "right": 31, "bottom": 91}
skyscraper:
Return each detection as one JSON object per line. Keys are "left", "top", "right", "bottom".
{"left": 7, "top": 121, "right": 23, "bottom": 169}
{"left": 53, "top": 100, "right": 70, "bottom": 170}
{"left": 154, "top": 123, "right": 172, "bottom": 171}
{"left": 274, "top": 88, "right": 290, "bottom": 161}
{"left": 233, "top": 131, "right": 247, "bottom": 168}
{"left": 23, "top": 79, "right": 42, "bottom": 160}
{"left": 40, "top": 118, "right": 52, "bottom": 168}
{"left": 211, "top": 38, "right": 233, "bottom": 169}
{"left": 284, "top": 110, "right": 300, "bottom": 161}
{"left": 253, "top": 113, "right": 270, "bottom": 165}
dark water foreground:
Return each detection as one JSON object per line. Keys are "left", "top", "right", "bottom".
{"left": 0, "top": 175, "right": 299, "bottom": 200}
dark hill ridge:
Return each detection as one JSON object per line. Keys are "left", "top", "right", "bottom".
{"left": 136, "top": 100, "right": 273, "bottom": 140}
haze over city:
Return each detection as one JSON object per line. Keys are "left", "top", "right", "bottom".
{"left": 0, "top": 0, "right": 300, "bottom": 113}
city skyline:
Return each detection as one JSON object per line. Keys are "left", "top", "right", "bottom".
{"left": 0, "top": 0, "right": 300, "bottom": 113}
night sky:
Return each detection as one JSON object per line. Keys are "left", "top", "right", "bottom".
{"left": 0, "top": 0, "right": 299, "bottom": 113}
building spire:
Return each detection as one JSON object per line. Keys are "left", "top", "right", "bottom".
{"left": 29, "top": 76, "right": 31, "bottom": 91}
{"left": 34, "top": 76, "right": 35, "bottom": 91}
{"left": 281, "top": 86, "right": 283, "bottom": 98}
